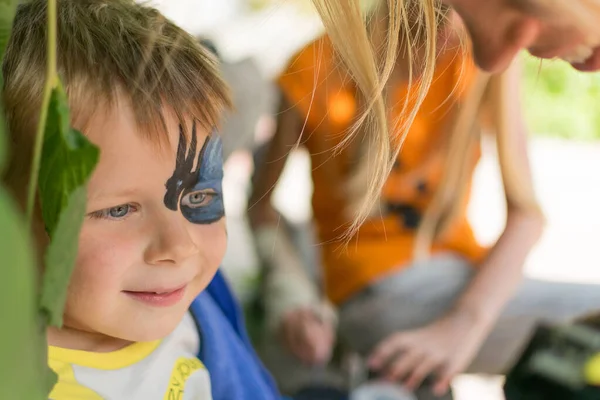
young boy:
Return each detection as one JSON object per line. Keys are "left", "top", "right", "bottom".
{"left": 2, "top": 0, "right": 279, "bottom": 398}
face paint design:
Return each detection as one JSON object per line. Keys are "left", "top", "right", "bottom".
{"left": 164, "top": 123, "right": 224, "bottom": 224}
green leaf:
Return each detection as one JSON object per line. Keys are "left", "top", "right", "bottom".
{"left": 38, "top": 86, "right": 99, "bottom": 236}
{"left": 0, "top": 74, "right": 6, "bottom": 172}
{"left": 0, "top": 0, "right": 19, "bottom": 62}
{"left": 37, "top": 315, "right": 58, "bottom": 397}
{"left": 0, "top": 2, "right": 45, "bottom": 388}
{"left": 46, "top": 369, "right": 59, "bottom": 398}
{"left": 38, "top": 85, "right": 99, "bottom": 327}
{"left": 0, "top": 188, "right": 45, "bottom": 399}
{"left": 40, "top": 186, "right": 88, "bottom": 326}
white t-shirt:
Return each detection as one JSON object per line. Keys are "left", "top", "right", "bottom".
{"left": 48, "top": 312, "right": 211, "bottom": 399}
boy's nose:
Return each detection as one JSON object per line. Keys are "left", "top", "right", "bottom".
{"left": 144, "top": 213, "right": 199, "bottom": 266}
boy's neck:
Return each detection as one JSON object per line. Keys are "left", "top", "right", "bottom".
{"left": 47, "top": 325, "right": 133, "bottom": 353}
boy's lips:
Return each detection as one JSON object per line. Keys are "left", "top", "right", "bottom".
{"left": 123, "top": 284, "right": 187, "bottom": 307}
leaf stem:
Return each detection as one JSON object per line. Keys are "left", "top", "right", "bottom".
{"left": 27, "top": 0, "right": 58, "bottom": 225}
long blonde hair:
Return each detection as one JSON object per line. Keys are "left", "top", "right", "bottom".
{"left": 311, "top": 0, "right": 439, "bottom": 237}
{"left": 310, "top": 0, "right": 542, "bottom": 253}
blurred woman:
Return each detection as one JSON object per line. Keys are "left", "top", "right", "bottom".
{"left": 250, "top": 4, "right": 600, "bottom": 397}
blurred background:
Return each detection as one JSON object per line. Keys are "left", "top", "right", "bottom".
{"left": 150, "top": 1, "right": 600, "bottom": 398}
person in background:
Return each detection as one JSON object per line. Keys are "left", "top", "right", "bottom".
{"left": 249, "top": 3, "right": 600, "bottom": 399}
{"left": 306, "top": 0, "right": 600, "bottom": 231}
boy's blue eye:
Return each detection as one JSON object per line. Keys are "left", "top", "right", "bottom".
{"left": 181, "top": 190, "right": 215, "bottom": 209}
{"left": 88, "top": 204, "right": 136, "bottom": 220}
{"left": 109, "top": 204, "right": 130, "bottom": 218}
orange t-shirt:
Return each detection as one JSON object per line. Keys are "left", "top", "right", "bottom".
{"left": 278, "top": 37, "right": 488, "bottom": 305}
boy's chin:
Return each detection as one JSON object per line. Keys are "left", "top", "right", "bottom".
{"left": 52, "top": 294, "right": 199, "bottom": 352}
{"left": 114, "top": 283, "right": 205, "bottom": 343}
{"left": 120, "top": 305, "right": 192, "bottom": 343}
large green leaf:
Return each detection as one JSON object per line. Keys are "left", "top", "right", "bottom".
{"left": 0, "top": 188, "right": 45, "bottom": 399}
{"left": 40, "top": 186, "right": 88, "bottom": 326}
{"left": 0, "top": 74, "right": 6, "bottom": 173}
{"left": 38, "top": 86, "right": 100, "bottom": 236}
{"left": 38, "top": 85, "right": 99, "bottom": 327}
{"left": 0, "top": 3, "right": 44, "bottom": 397}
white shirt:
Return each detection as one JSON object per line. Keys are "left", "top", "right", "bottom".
{"left": 49, "top": 312, "right": 211, "bottom": 400}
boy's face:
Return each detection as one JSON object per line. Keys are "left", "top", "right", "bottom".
{"left": 59, "top": 100, "right": 226, "bottom": 347}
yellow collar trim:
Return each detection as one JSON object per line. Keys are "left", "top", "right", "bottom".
{"left": 49, "top": 340, "right": 161, "bottom": 370}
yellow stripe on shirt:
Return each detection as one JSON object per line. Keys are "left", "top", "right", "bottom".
{"left": 49, "top": 340, "right": 161, "bottom": 370}
{"left": 48, "top": 359, "right": 104, "bottom": 400}
{"left": 164, "top": 357, "right": 205, "bottom": 400}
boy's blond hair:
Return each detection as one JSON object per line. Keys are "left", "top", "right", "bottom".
{"left": 2, "top": 0, "right": 230, "bottom": 203}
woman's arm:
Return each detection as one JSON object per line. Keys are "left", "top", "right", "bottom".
{"left": 249, "top": 93, "right": 318, "bottom": 324}
{"left": 368, "top": 60, "right": 546, "bottom": 394}
{"left": 248, "top": 94, "right": 301, "bottom": 228}
{"left": 249, "top": 93, "right": 337, "bottom": 364}
{"left": 453, "top": 58, "right": 545, "bottom": 327}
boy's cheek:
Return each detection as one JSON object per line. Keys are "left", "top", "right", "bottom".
{"left": 194, "top": 219, "right": 227, "bottom": 264}
{"left": 75, "top": 223, "right": 141, "bottom": 282}
{"left": 72, "top": 218, "right": 226, "bottom": 295}
{"left": 188, "top": 220, "right": 227, "bottom": 282}
{"left": 62, "top": 231, "right": 135, "bottom": 332}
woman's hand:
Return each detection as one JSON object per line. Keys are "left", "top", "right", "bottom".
{"left": 281, "top": 308, "right": 336, "bottom": 366}
{"left": 367, "top": 309, "right": 492, "bottom": 396}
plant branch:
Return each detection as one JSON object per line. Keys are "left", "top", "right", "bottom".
{"left": 27, "top": 0, "right": 58, "bottom": 225}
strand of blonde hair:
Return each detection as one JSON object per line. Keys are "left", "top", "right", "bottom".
{"left": 414, "top": 70, "right": 490, "bottom": 260}
{"left": 415, "top": 60, "right": 543, "bottom": 260}
{"left": 311, "top": 0, "right": 439, "bottom": 239}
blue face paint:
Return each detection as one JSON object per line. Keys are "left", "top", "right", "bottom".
{"left": 164, "top": 123, "right": 224, "bottom": 224}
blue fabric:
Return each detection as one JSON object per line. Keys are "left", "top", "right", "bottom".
{"left": 189, "top": 270, "right": 281, "bottom": 400}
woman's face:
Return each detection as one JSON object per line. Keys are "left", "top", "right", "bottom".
{"left": 444, "top": 0, "right": 600, "bottom": 72}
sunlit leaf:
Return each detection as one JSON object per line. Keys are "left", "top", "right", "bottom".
{"left": 0, "top": 74, "right": 6, "bottom": 172}
{"left": 0, "top": 1, "right": 46, "bottom": 397}
{"left": 38, "top": 85, "right": 99, "bottom": 327}
{"left": 38, "top": 86, "right": 99, "bottom": 236}
{"left": 40, "top": 186, "right": 88, "bottom": 326}
{"left": 0, "top": 188, "right": 45, "bottom": 399}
